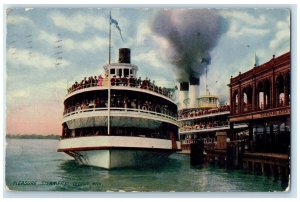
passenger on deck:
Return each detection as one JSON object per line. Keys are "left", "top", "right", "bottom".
{"left": 94, "top": 76, "right": 98, "bottom": 86}
{"left": 111, "top": 75, "right": 116, "bottom": 86}
{"left": 116, "top": 98, "right": 122, "bottom": 107}
{"left": 98, "top": 75, "right": 103, "bottom": 86}
{"left": 131, "top": 99, "right": 137, "bottom": 109}
{"left": 89, "top": 76, "right": 94, "bottom": 87}
{"left": 83, "top": 77, "right": 87, "bottom": 86}
{"left": 95, "top": 97, "right": 101, "bottom": 107}
{"left": 76, "top": 103, "right": 81, "bottom": 111}
{"left": 129, "top": 76, "right": 135, "bottom": 87}
{"left": 142, "top": 101, "right": 148, "bottom": 110}
{"left": 141, "top": 79, "right": 147, "bottom": 89}
{"left": 137, "top": 77, "right": 142, "bottom": 87}
{"left": 122, "top": 76, "right": 128, "bottom": 86}
{"left": 148, "top": 101, "right": 153, "bottom": 111}
{"left": 89, "top": 100, "right": 95, "bottom": 108}
{"left": 116, "top": 76, "right": 122, "bottom": 86}
{"left": 111, "top": 98, "right": 115, "bottom": 107}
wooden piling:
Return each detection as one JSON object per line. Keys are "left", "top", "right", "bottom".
{"left": 261, "top": 162, "right": 265, "bottom": 175}
{"left": 190, "top": 139, "right": 204, "bottom": 166}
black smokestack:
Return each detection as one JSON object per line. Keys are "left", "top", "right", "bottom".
{"left": 152, "top": 9, "right": 227, "bottom": 82}
{"left": 180, "top": 82, "right": 189, "bottom": 91}
{"left": 119, "top": 48, "right": 131, "bottom": 64}
{"left": 189, "top": 76, "right": 200, "bottom": 85}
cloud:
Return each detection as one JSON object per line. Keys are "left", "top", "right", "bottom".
{"left": 134, "top": 50, "right": 165, "bottom": 69}
{"left": 220, "top": 10, "right": 270, "bottom": 38}
{"left": 81, "top": 37, "right": 107, "bottom": 51}
{"left": 7, "top": 88, "right": 31, "bottom": 101}
{"left": 220, "top": 10, "right": 267, "bottom": 27}
{"left": 49, "top": 12, "right": 107, "bottom": 33}
{"left": 7, "top": 79, "right": 66, "bottom": 104}
{"left": 133, "top": 21, "right": 171, "bottom": 50}
{"left": 6, "top": 15, "right": 34, "bottom": 26}
{"left": 25, "top": 8, "right": 34, "bottom": 12}
{"left": 7, "top": 48, "right": 70, "bottom": 69}
{"left": 133, "top": 48, "right": 176, "bottom": 86}
{"left": 8, "top": 81, "right": 64, "bottom": 101}
{"left": 38, "top": 30, "right": 57, "bottom": 42}
{"left": 269, "top": 17, "right": 290, "bottom": 53}
{"left": 62, "top": 36, "right": 108, "bottom": 52}
{"left": 135, "top": 22, "right": 153, "bottom": 44}
{"left": 38, "top": 30, "right": 77, "bottom": 51}
{"left": 226, "top": 19, "right": 270, "bottom": 38}
{"left": 38, "top": 30, "right": 107, "bottom": 52}
{"left": 43, "top": 79, "right": 67, "bottom": 90}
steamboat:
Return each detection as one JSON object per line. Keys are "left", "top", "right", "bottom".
{"left": 177, "top": 77, "right": 247, "bottom": 154}
{"left": 57, "top": 48, "right": 181, "bottom": 169}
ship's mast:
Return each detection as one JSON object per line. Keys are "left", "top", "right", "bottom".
{"left": 107, "top": 11, "right": 112, "bottom": 135}
{"left": 108, "top": 12, "right": 112, "bottom": 65}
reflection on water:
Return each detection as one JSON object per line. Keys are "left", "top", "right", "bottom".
{"left": 5, "top": 139, "right": 285, "bottom": 192}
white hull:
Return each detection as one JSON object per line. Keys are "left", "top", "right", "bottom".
{"left": 58, "top": 136, "right": 181, "bottom": 169}
{"left": 67, "top": 149, "right": 172, "bottom": 169}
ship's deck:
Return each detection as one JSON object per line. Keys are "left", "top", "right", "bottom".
{"left": 67, "top": 77, "right": 175, "bottom": 101}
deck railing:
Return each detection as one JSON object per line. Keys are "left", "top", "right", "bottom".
{"left": 179, "top": 105, "right": 230, "bottom": 120}
{"left": 63, "top": 106, "right": 178, "bottom": 122}
{"left": 180, "top": 123, "right": 230, "bottom": 132}
{"left": 67, "top": 81, "right": 175, "bottom": 100}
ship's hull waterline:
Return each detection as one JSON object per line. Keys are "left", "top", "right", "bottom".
{"left": 65, "top": 149, "right": 173, "bottom": 169}
{"left": 58, "top": 136, "right": 181, "bottom": 169}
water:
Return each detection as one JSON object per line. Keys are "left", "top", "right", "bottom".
{"left": 5, "top": 139, "right": 285, "bottom": 192}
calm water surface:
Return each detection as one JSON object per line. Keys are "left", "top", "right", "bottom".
{"left": 5, "top": 139, "right": 286, "bottom": 192}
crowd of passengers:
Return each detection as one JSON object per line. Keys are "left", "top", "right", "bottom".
{"left": 178, "top": 104, "right": 230, "bottom": 119}
{"left": 67, "top": 75, "right": 173, "bottom": 98}
{"left": 180, "top": 120, "right": 229, "bottom": 131}
{"left": 64, "top": 97, "right": 177, "bottom": 118}
{"left": 181, "top": 137, "right": 216, "bottom": 146}
{"left": 62, "top": 127, "right": 173, "bottom": 140}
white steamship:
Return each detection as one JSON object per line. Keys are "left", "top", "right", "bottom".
{"left": 57, "top": 48, "right": 181, "bottom": 169}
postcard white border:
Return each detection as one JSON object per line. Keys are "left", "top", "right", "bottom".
{"left": 1, "top": 0, "right": 299, "bottom": 200}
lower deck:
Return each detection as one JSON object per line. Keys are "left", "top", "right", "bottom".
{"left": 58, "top": 135, "right": 181, "bottom": 153}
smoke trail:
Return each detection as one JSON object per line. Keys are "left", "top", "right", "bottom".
{"left": 152, "top": 9, "right": 227, "bottom": 82}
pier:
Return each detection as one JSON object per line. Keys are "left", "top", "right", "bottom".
{"left": 190, "top": 52, "right": 291, "bottom": 187}
{"left": 202, "top": 134, "right": 290, "bottom": 187}
{"left": 241, "top": 152, "right": 289, "bottom": 177}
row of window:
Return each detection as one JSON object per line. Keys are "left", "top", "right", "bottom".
{"left": 110, "top": 68, "right": 134, "bottom": 78}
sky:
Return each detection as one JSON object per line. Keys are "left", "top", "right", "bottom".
{"left": 5, "top": 7, "right": 290, "bottom": 135}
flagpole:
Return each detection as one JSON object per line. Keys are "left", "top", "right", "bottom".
{"left": 109, "top": 12, "right": 112, "bottom": 65}
{"left": 107, "top": 12, "right": 112, "bottom": 135}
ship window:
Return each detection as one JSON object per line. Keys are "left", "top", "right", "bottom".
{"left": 110, "top": 68, "right": 115, "bottom": 75}
{"left": 118, "top": 69, "right": 123, "bottom": 77}
{"left": 124, "top": 69, "right": 129, "bottom": 77}
{"left": 130, "top": 69, "right": 133, "bottom": 74}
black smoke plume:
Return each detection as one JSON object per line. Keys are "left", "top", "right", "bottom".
{"left": 152, "top": 9, "right": 227, "bottom": 82}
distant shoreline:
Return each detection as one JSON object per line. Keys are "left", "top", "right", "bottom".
{"left": 6, "top": 134, "right": 60, "bottom": 140}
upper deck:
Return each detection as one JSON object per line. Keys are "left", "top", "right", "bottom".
{"left": 179, "top": 103, "right": 230, "bottom": 121}
{"left": 66, "top": 48, "right": 176, "bottom": 103}
{"left": 66, "top": 79, "right": 176, "bottom": 104}
{"left": 178, "top": 105, "right": 234, "bottom": 134}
